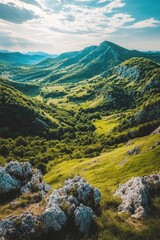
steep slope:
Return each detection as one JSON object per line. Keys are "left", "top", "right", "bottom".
{"left": 40, "top": 41, "right": 160, "bottom": 84}
{"left": 1, "top": 41, "right": 160, "bottom": 85}
{"left": 0, "top": 78, "right": 77, "bottom": 138}
{"left": 45, "top": 132, "right": 160, "bottom": 240}
{"left": 0, "top": 80, "right": 54, "bottom": 137}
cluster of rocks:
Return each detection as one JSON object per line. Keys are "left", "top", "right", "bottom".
{"left": 115, "top": 65, "right": 140, "bottom": 81}
{"left": 43, "top": 176, "right": 101, "bottom": 234}
{"left": 0, "top": 162, "right": 101, "bottom": 239}
{"left": 0, "top": 212, "right": 41, "bottom": 240}
{"left": 115, "top": 174, "right": 160, "bottom": 219}
{"left": 126, "top": 146, "right": 140, "bottom": 156}
{"left": 0, "top": 161, "right": 50, "bottom": 198}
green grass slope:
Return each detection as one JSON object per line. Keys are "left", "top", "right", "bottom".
{"left": 0, "top": 78, "right": 77, "bottom": 138}
{"left": 45, "top": 133, "right": 160, "bottom": 240}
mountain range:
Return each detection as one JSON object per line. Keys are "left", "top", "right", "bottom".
{"left": 0, "top": 50, "right": 57, "bottom": 65}
{"left": 0, "top": 41, "right": 160, "bottom": 240}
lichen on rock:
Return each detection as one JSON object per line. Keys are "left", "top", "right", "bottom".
{"left": 115, "top": 174, "right": 160, "bottom": 219}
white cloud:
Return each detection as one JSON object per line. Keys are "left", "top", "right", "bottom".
{"left": 104, "top": 0, "right": 125, "bottom": 12}
{"left": 128, "top": 18, "right": 160, "bottom": 28}
{"left": 0, "top": 0, "right": 159, "bottom": 53}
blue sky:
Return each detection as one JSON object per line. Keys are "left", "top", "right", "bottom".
{"left": 0, "top": 0, "right": 160, "bottom": 53}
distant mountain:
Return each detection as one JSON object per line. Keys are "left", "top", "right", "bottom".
{"left": 5, "top": 41, "right": 159, "bottom": 84}
{"left": 26, "top": 51, "right": 58, "bottom": 58}
{"left": 0, "top": 51, "right": 57, "bottom": 65}
{"left": 0, "top": 41, "right": 160, "bottom": 86}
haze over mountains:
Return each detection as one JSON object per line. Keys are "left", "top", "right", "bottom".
{"left": 1, "top": 41, "right": 160, "bottom": 83}
{"left": 0, "top": 50, "right": 57, "bottom": 65}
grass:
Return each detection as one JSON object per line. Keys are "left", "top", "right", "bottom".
{"left": 44, "top": 133, "right": 160, "bottom": 240}
{"left": 93, "top": 114, "right": 119, "bottom": 135}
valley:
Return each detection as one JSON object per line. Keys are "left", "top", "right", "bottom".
{"left": 0, "top": 41, "right": 160, "bottom": 240}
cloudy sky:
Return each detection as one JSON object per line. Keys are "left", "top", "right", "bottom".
{"left": 0, "top": 0, "right": 160, "bottom": 53}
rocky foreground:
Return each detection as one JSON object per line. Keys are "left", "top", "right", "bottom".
{"left": 0, "top": 162, "right": 101, "bottom": 239}
{"left": 0, "top": 161, "right": 160, "bottom": 239}
{"left": 115, "top": 174, "right": 160, "bottom": 219}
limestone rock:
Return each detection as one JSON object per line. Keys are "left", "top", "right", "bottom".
{"left": 74, "top": 204, "right": 94, "bottom": 234}
{"left": 42, "top": 205, "right": 67, "bottom": 232}
{"left": 0, "top": 175, "right": 101, "bottom": 238}
{"left": 5, "top": 161, "right": 32, "bottom": 181}
{"left": 20, "top": 169, "right": 50, "bottom": 196}
{"left": 115, "top": 65, "right": 140, "bottom": 81}
{"left": 47, "top": 176, "right": 101, "bottom": 210}
{"left": 127, "top": 146, "right": 140, "bottom": 156}
{"left": 0, "top": 167, "right": 21, "bottom": 194}
{"left": 0, "top": 212, "right": 39, "bottom": 239}
{"left": 64, "top": 176, "right": 101, "bottom": 207}
{"left": 115, "top": 174, "right": 160, "bottom": 219}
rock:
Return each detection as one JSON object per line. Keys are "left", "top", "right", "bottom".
{"left": 64, "top": 176, "right": 101, "bottom": 207}
{"left": 0, "top": 167, "right": 21, "bottom": 195}
{"left": 126, "top": 140, "right": 132, "bottom": 146}
{"left": 93, "top": 188, "right": 101, "bottom": 206}
{"left": 115, "top": 65, "right": 140, "bottom": 81}
{"left": 74, "top": 204, "right": 94, "bottom": 234}
{"left": 149, "top": 140, "right": 160, "bottom": 150}
{"left": 20, "top": 169, "right": 50, "bottom": 197}
{"left": 46, "top": 176, "right": 101, "bottom": 210}
{"left": 127, "top": 146, "right": 140, "bottom": 156}
{"left": 0, "top": 175, "right": 101, "bottom": 238}
{"left": 5, "top": 161, "right": 32, "bottom": 181}
{"left": 145, "top": 174, "right": 160, "bottom": 190}
{"left": 118, "top": 160, "right": 126, "bottom": 166}
{"left": 42, "top": 205, "right": 67, "bottom": 232}
{"left": 0, "top": 161, "right": 49, "bottom": 198}
{"left": 115, "top": 174, "right": 160, "bottom": 219}
{"left": 151, "top": 126, "right": 160, "bottom": 134}
{"left": 134, "top": 102, "right": 160, "bottom": 125}
{"left": 47, "top": 189, "right": 68, "bottom": 208}
{"left": 0, "top": 212, "right": 39, "bottom": 239}
{"left": 43, "top": 176, "right": 100, "bottom": 235}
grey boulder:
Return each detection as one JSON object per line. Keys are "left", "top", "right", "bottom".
{"left": 0, "top": 167, "right": 21, "bottom": 194}
{"left": 5, "top": 161, "right": 32, "bottom": 181}
{"left": 115, "top": 174, "right": 160, "bottom": 219}
{"left": 74, "top": 204, "right": 94, "bottom": 234}
{"left": 42, "top": 205, "right": 67, "bottom": 232}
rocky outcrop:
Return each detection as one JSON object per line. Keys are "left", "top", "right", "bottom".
{"left": 20, "top": 169, "right": 50, "bottom": 197}
{"left": 0, "top": 212, "right": 41, "bottom": 240}
{"left": 0, "top": 167, "right": 21, "bottom": 194}
{"left": 0, "top": 161, "right": 50, "bottom": 198}
{"left": 5, "top": 161, "right": 32, "bottom": 181}
{"left": 0, "top": 174, "right": 101, "bottom": 239}
{"left": 115, "top": 174, "right": 160, "bottom": 219}
{"left": 115, "top": 65, "right": 140, "bottom": 81}
{"left": 127, "top": 146, "right": 140, "bottom": 156}
{"left": 134, "top": 101, "right": 160, "bottom": 124}
{"left": 44, "top": 176, "right": 100, "bottom": 234}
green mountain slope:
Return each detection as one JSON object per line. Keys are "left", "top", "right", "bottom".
{"left": 0, "top": 41, "right": 160, "bottom": 240}
{"left": 44, "top": 133, "right": 160, "bottom": 240}
{"left": 0, "top": 79, "right": 57, "bottom": 137}
{"left": 1, "top": 41, "right": 160, "bottom": 85}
